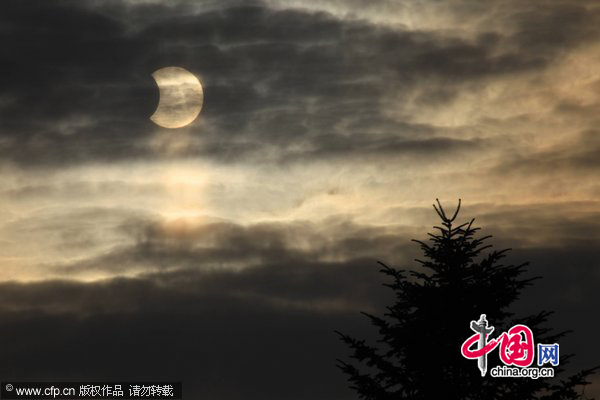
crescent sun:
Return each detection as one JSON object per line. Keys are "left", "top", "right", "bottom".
{"left": 150, "top": 66, "right": 204, "bottom": 129}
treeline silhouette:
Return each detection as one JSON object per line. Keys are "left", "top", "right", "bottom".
{"left": 337, "top": 199, "right": 597, "bottom": 399}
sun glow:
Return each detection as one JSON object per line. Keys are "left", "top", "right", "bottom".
{"left": 159, "top": 162, "right": 209, "bottom": 220}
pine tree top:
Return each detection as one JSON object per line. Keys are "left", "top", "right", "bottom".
{"left": 336, "top": 199, "right": 597, "bottom": 400}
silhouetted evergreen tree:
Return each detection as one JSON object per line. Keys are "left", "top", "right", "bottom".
{"left": 337, "top": 199, "right": 597, "bottom": 400}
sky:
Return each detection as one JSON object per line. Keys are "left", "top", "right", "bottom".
{"left": 0, "top": 0, "right": 598, "bottom": 398}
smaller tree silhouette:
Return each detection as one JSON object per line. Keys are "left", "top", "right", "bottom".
{"left": 336, "top": 199, "right": 597, "bottom": 399}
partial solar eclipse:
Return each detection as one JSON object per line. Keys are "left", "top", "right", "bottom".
{"left": 150, "top": 66, "right": 204, "bottom": 129}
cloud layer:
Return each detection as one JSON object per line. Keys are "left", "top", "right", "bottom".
{"left": 1, "top": 0, "right": 598, "bottom": 168}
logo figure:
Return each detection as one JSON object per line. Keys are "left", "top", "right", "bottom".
{"left": 470, "top": 314, "right": 494, "bottom": 376}
{"left": 462, "top": 314, "right": 556, "bottom": 378}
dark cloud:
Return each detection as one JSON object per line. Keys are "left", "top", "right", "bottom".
{"left": 507, "top": 2, "right": 600, "bottom": 54}
{"left": 472, "top": 200, "right": 600, "bottom": 246}
{"left": 0, "top": 274, "right": 371, "bottom": 400}
{"left": 3, "top": 0, "right": 596, "bottom": 167}
{"left": 0, "top": 249, "right": 396, "bottom": 400}
{"left": 0, "top": 197, "right": 598, "bottom": 398}
{"left": 42, "top": 203, "right": 598, "bottom": 312}
{"left": 0, "top": 220, "right": 597, "bottom": 399}
{"left": 53, "top": 216, "right": 419, "bottom": 275}
{"left": 2, "top": 181, "right": 166, "bottom": 202}
{"left": 491, "top": 129, "right": 600, "bottom": 175}
{"left": 47, "top": 204, "right": 599, "bottom": 371}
